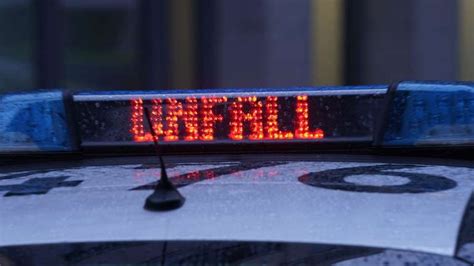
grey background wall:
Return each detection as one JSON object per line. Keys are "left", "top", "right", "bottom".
{"left": 0, "top": 0, "right": 470, "bottom": 92}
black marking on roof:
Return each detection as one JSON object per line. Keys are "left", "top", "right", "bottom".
{"left": 298, "top": 164, "right": 457, "bottom": 194}
{"left": 131, "top": 161, "right": 287, "bottom": 190}
{"left": 0, "top": 170, "right": 50, "bottom": 181}
{"left": 0, "top": 176, "right": 82, "bottom": 197}
{"left": 456, "top": 192, "right": 474, "bottom": 264}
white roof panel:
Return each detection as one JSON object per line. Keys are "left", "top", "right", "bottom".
{"left": 1, "top": 160, "right": 473, "bottom": 256}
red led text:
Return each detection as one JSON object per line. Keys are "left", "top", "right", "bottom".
{"left": 131, "top": 95, "right": 324, "bottom": 142}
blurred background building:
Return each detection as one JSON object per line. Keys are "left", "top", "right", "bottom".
{"left": 0, "top": 0, "right": 471, "bottom": 92}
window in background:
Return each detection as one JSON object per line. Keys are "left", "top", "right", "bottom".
{"left": 199, "top": 0, "right": 312, "bottom": 88}
{"left": 0, "top": 0, "right": 34, "bottom": 92}
{"left": 345, "top": 0, "right": 458, "bottom": 85}
{"left": 63, "top": 0, "right": 138, "bottom": 90}
{"left": 460, "top": 0, "right": 474, "bottom": 81}
{"left": 311, "top": 0, "right": 344, "bottom": 86}
{"left": 169, "top": 0, "right": 196, "bottom": 89}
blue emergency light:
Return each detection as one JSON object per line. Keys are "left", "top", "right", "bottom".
{"left": 0, "top": 91, "right": 74, "bottom": 152}
{"left": 0, "top": 82, "right": 472, "bottom": 153}
{"left": 382, "top": 81, "right": 474, "bottom": 146}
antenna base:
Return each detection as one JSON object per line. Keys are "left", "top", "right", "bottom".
{"left": 144, "top": 180, "right": 185, "bottom": 211}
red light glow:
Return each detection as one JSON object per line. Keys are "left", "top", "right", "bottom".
{"left": 131, "top": 98, "right": 164, "bottom": 142}
{"left": 130, "top": 94, "right": 324, "bottom": 142}
{"left": 229, "top": 96, "right": 264, "bottom": 140}
{"left": 162, "top": 97, "right": 200, "bottom": 141}
{"left": 265, "top": 96, "right": 294, "bottom": 140}
{"left": 131, "top": 98, "right": 155, "bottom": 142}
{"left": 151, "top": 98, "right": 164, "bottom": 137}
{"left": 295, "top": 95, "right": 324, "bottom": 139}
{"left": 201, "top": 96, "right": 227, "bottom": 141}
{"left": 184, "top": 97, "right": 199, "bottom": 141}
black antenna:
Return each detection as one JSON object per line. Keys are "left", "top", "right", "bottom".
{"left": 143, "top": 107, "right": 185, "bottom": 211}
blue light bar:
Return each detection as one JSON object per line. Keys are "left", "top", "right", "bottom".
{"left": 1, "top": 83, "right": 472, "bottom": 154}
{"left": 382, "top": 81, "right": 474, "bottom": 146}
{"left": 0, "top": 91, "right": 74, "bottom": 153}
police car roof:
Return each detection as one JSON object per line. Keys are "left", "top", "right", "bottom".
{"left": 1, "top": 154, "right": 473, "bottom": 258}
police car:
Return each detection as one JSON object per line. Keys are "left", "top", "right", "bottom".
{"left": 0, "top": 81, "right": 472, "bottom": 265}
